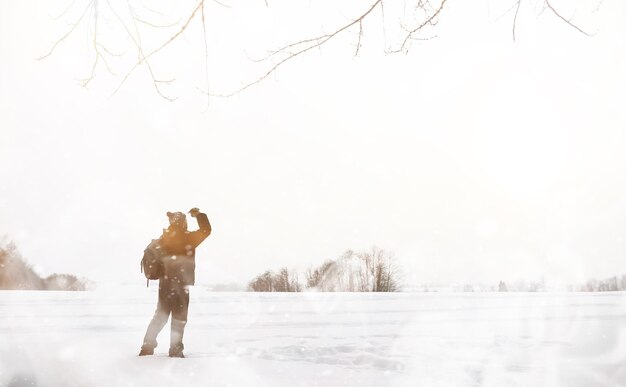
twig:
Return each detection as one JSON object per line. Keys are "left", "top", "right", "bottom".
{"left": 512, "top": 0, "right": 521, "bottom": 41}
{"left": 40, "top": 0, "right": 600, "bottom": 101}
{"left": 593, "top": 0, "right": 605, "bottom": 13}
{"left": 354, "top": 20, "right": 363, "bottom": 57}
{"left": 544, "top": 0, "right": 594, "bottom": 36}
{"left": 37, "top": 0, "right": 94, "bottom": 60}
{"left": 115, "top": 0, "right": 205, "bottom": 96}
{"left": 78, "top": 4, "right": 100, "bottom": 87}
{"left": 201, "top": 1, "right": 211, "bottom": 108}
{"left": 212, "top": 0, "right": 383, "bottom": 97}
{"left": 133, "top": 15, "right": 182, "bottom": 28}
{"left": 394, "top": 0, "right": 446, "bottom": 53}
{"left": 51, "top": 0, "right": 80, "bottom": 21}
{"left": 108, "top": 0, "right": 176, "bottom": 100}
{"left": 212, "top": 0, "right": 231, "bottom": 8}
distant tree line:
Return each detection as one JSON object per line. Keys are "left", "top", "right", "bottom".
{"left": 248, "top": 247, "right": 401, "bottom": 292}
{"left": 492, "top": 279, "right": 546, "bottom": 292}
{"left": 0, "top": 239, "right": 89, "bottom": 291}
{"left": 495, "top": 277, "right": 626, "bottom": 292}
{"left": 248, "top": 268, "right": 303, "bottom": 292}
{"left": 575, "top": 275, "right": 626, "bottom": 292}
{"left": 413, "top": 276, "right": 626, "bottom": 293}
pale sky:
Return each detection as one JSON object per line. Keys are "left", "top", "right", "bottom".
{"left": 1, "top": 0, "right": 625, "bottom": 287}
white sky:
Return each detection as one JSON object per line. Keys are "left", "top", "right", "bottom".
{"left": 1, "top": 0, "right": 625, "bottom": 287}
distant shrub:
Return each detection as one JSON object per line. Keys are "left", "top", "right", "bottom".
{"left": 305, "top": 247, "right": 401, "bottom": 292}
{"left": 248, "top": 247, "right": 401, "bottom": 292}
{"left": 0, "top": 237, "right": 88, "bottom": 291}
{"left": 580, "top": 275, "right": 626, "bottom": 292}
{"left": 0, "top": 239, "right": 44, "bottom": 290}
{"left": 44, "top": 274, "right": 88, "bottom": 291}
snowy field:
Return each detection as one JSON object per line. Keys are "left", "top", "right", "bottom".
{"left": 1, "top": 288, "right": 625, "bottom": 387}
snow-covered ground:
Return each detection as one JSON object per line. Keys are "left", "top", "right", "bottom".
{"left": 1, "top": 288, "right": 625, "bottom": 387}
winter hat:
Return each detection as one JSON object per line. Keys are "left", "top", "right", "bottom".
{"left": 166, "top": 211, "right": 187, "bottom": 228}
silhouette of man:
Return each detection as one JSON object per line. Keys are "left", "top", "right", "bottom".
{"left": 139, "top": 207, "right": 211, "bottom": 358}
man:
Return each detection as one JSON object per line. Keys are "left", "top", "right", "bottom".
{"left": 139, "top": 207, "right": 211, "bottom": 358}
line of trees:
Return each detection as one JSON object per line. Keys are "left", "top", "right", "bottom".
{"left": 576, "top": 275, "right": 626, "bottom": 292}
{"left": 412, "top": 276, "right": 626, "bottom": 293}
{"left": 248, "top": 247, "right": 401, "bottom": 292}
{"left": 421, "top": 280, "right": 556, "bottom": 293}
{"left": 0, "top": 239, "right": 89, "bottom": 291}
{"left": 248, "top": 268, "right": 303, "bottom": 292}
{"left": 495, "top": 277, "right": 626, "bottom": 292}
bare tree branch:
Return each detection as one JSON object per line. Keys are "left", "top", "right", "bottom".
{"left": 39, "top": 0, "right": 600, "bottom": 101}
{"left": 492, "top": 1, "right": 519, "bottom": 23}
{"left": 37, "top": 0, "right": 94, "bottom": 60}
{"left": 137, "top": 1, "right": 205, "bottom": 67}
{"left": 77, "top": 5, "right": 99, "bottom": 87}
{"left": 133, "top": 15, "right": 182, "bottom": 28}
{"left": 544, "top": 0, "right": 594, "bottom": 36}
{"left": 108, "top": 0, "right": 176, "bottom": 100}
{"left": 211, "top": 0, "right": 383, "bottom": 97}
{"left": 212, "top": 0, "right": 232, "bottom": 9}
{"left": 137, "top": 1, "right": 164, "bottom": 17}
{"left": 109, "top": 0, "right": 205, "bottom": 100}
{"left": 354, "top": 20, "right": 364, "bottom": 57}
{"left": 512, "top": 0, "right": 521, "bottom": 42}
{"left": 379, "top": 0, "right": 388, "bottom": 51}
{"left": 200, "top": 1, "right": 211, "bottom": 107}
{"left": 593, "top": 0, "right": 605, "bottom": 13}
{"left": 50, "top": 0, "right": 81, "bottom": 21}
{"left": 97, "top": 42, "right": 125, "bottom": 57}
{"left": 392, "top": 0, "right": 446, "bottom": 54}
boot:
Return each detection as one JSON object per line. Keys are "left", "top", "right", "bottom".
{"left": 169, "top": 319, "right": 187, "bottom": 358}
{"left": 142, "top": 309, "right": 169, "bottom": 355}
{"left": 139, "top": 346, "right": 154, "bottom": 356}
{"left": 168, "top": 347, "right": 185, "bottom": 358}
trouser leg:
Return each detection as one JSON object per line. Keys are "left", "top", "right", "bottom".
{"left": 142, "top": 282, "right": 171, "bottom": 349}
{"left": 170, "top": 285, "right": 190, "bottom": 352}
{"left": 170, "top": 319, "right": 187, "bottom": 352}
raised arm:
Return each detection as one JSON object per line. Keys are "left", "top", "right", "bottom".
{"left": 188, "top": 208, "right": 211, "bottom": 248}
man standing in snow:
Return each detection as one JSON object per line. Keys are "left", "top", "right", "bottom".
{"left": 139, "top": 207, "right": 211, "bottom": 358}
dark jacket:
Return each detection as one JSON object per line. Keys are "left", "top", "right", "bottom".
{"left": 160, "top": 212, "right": 211, "bottom": 286}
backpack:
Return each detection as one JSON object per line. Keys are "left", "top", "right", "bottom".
{"left": 141, "top": 239, "right": 165, "bottom": 286}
